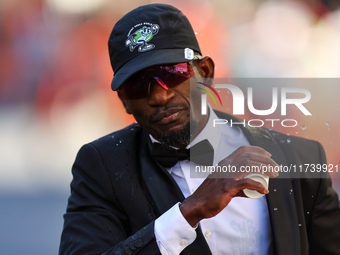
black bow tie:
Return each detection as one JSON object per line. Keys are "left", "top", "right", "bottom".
{"left": 151, "top": 139, "right": 214, "bottom": 168}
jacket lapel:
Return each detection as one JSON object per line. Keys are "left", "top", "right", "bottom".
{"left": 139, "top": 132, "right": 212, "bottom": 255}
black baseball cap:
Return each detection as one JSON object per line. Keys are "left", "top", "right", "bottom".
{"left": 108, "top": 4, "right": 201, "bottom": 91}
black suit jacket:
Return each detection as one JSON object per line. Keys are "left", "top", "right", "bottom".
{"left": 59, "top": 112, "right": 340, "bottom": 255}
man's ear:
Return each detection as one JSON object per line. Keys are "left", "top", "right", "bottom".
{"left": 117, "top": 90, "right": 132, "bottom": 115}
{"left": 195, "top": 56, "right": 215, "bottom": 79}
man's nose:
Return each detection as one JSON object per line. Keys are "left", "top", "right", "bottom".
{"left": 147, "top": 78, "right": 175, "bottom": 105}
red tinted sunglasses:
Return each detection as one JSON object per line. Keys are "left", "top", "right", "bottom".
{"left": 119, "top": 62, "right": 195, "bottom": 100}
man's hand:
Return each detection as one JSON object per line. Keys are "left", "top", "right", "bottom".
{"left": 180, "top": 145, "right": 279, "bottom": 227}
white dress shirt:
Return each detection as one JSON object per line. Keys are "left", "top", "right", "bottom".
{"left": 153, "top": 107, "right": 274, "bottom": 255}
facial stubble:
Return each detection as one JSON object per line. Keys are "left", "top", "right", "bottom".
{"left": 157, "top": 113, "right": 198, "bottom": 148}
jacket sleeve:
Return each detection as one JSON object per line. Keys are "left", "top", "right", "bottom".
{"left": 307, "top": 142, "right": 340, "bottom": 255}
{"left": 59, "top": 143, "right": 161, "bottom": 255}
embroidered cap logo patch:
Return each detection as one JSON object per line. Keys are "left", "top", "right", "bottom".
{"left": 125, "top": 22, "right": 160, "bottom": 52}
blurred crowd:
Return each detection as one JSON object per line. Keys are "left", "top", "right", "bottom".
{"left": 1, "top": 0, "right": 340, "bottom": 194}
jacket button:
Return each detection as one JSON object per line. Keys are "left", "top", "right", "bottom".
{"left": 124, "top": 247, "right": 133, "bottom": 255}
{"left": 129, "top": 243, "right": 137, "bottom": 251}
{"left": 134, "top": 239, "right": 143, "bottom": 248}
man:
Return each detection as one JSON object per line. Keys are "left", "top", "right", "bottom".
{"left": 59, "top": 4, "right": 340, "bottom": 255}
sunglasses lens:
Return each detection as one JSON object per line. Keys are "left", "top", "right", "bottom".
{"left": 121, "top": 73, "right": 150, "bottom": 99}
{"left": 120, "top": 63, "right": 194, "bottom": 99}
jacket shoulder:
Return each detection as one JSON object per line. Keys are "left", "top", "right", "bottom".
{"left": 90, "top": 123, "right": 142, "bottom": 148}
{"left": 77, "top": 122, "right": 144, "bottom": 179}
{"left": 266, "top": 128, "right": 325, "bottom": 162}
{"left": 215, "top": 109, "right": 325, "bottom": 165}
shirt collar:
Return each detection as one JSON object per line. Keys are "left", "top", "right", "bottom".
{"left": 189, "top": 105, "right": 221, "bottom": 153}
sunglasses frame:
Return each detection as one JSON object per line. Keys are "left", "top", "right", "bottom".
{"left": 119, "top": 55, "right": 203, "bottom": 100}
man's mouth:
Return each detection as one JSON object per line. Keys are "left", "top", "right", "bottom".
{"left": 150, "top": 109, "right": 182, "bottom": 125}
{"left": 158, "top": 111, "right": 181, "bottom": 125}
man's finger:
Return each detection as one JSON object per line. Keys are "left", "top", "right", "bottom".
{"left": 232, "top": 178, "right": 269, "bottom": 196}
{"left": 221, "top": 145, "right": 272, "bottom": 161}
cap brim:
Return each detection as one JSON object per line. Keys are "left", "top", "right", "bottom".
{"left": 111, "top": 48, "right": 193, "bottom": 91}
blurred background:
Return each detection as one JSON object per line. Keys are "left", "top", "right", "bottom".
{"left": 1, "top": 0, "right": 340, "bottom": 253}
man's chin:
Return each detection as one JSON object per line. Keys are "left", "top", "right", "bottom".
{"left": 157, "top": 121, "right": 198, "bottom": 148}
{"left": 158, "top": 131, "right": 189, "bottom": 148}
